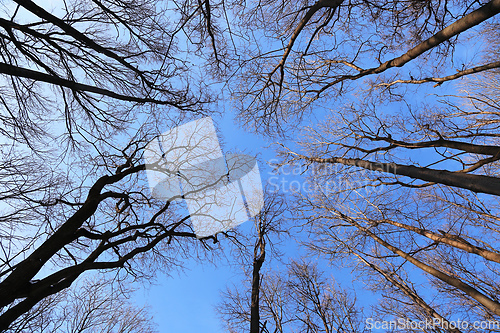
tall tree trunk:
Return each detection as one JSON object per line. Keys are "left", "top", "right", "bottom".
{"left": 251, "top": 225, "right": 266, "bottom": 333}
{"left": 304, "top": 156, "right": 500, "bottom": 196}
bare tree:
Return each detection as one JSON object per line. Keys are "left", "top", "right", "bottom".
{"left": 224, "top": 0, "right": 500, "bottom": 327}
{"left": 0, "top": 135, "right": 212, "bottom": 330}
{"left": 0, "top": 0, "right": 237, "bottom": 330}
{"left": 0, "top": 0, "right": 225, "bottom": 148}
{"left": 218, "top": 188, "right": 369, "bottom": 333}
{"left": 220, "top": 258, "right": 368, "bottom": 333}
{"left": 219, "top": 190, "right": 288, "bottom": 333}
{"left": 286, "top": 70, "right": 500, "bottom": 322}
{"left": 4, "top": 0, "right": 500, "bottom": 331}
{"left": 9, "top": 276, "right": 158, "bottom": 333}
{"left": 229, "top": 0, "right": 500, "bottom": 134}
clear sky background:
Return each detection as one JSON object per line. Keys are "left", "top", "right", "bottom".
{"left": 4, "top": 1, "right": 488, "bottom": 332}
{"left": 131, "top": 109, "right": 371, "bottom": 332}
{"left": 133, "top": 112, "right": 277, "bottom": 332}
{"left": 131, "top": 109, "right": 323, "bottom": 332}
{"left": 127, "top": 39, "right": 483, "bottom": 333}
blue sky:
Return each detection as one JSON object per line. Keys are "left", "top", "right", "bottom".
{"left": 131, "top": 113, "right": 274, "bottom": 332}
{"left": 128, "top": 45, "right": 485, "bottom": 332}
{"left": 138, "top": 256, "right": 238, "bottom": 332}
{"left": 4, "top": 1, "right": 493, "bottom": 332}
{"left": 130, "top": 110, "right": 377, "bottom": 332}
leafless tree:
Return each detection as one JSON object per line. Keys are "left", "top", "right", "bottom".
{"left": 226, "top": 0, "right": 500, "bottom": 328}
{"left": 220, "top": 258, "right": 368, "bottom": 333}
{"left": 0, "top": 0, "right": 228, "bottom": 149}
{"left": 9, "top": 276, "right": 158, "bottom": 333}
{"left": 285, "top": 69, "right": 500, "bottom": 324}
{"left": 218, "top": 188, "right": 369, "bottom": 333}
{"left": 229, "top": 0, "right": 500, "bottom": 134}
{"left": 0, "top": 0, "right": 237, "bottom": 331}
{"left": 219, "top": 190, "right": 288, "bottom": 333}
{"left": 0, "top": 133, "right": 225, "bottom": 330}
{"left": 4, "top": 0, "right": 500, "bottom": 331}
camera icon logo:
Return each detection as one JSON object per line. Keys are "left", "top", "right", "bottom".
{"left": 144, "top": 117, "right": 264, "bottom": 237}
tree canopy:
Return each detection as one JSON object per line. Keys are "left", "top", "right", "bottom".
{"left": 1, "top": 0, "right": 500, "bottom": 332}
